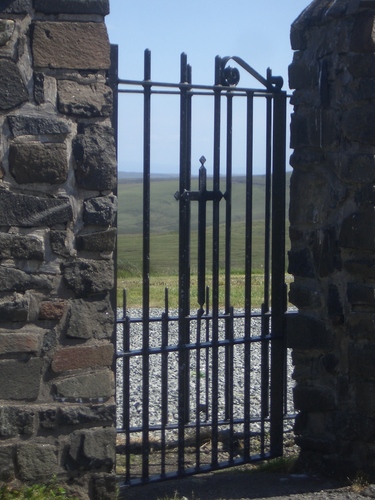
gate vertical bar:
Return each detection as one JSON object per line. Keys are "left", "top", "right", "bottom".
{"left": 142, "top": 48, "right": 152, "bottom": 479}
{"left": 178, "top": 52, "right": 192, "bottom": 473}
{"left": 224, "top": 92, "right": 233, "bottom": 421}
{"left": 211, "top": 56, "right": 222, "bottom": 468}
{"left": 270, "top": 90, "right": 287, "bottom": 457}
{"left": 243, "top": 91, "right": 254, "bottom": 458}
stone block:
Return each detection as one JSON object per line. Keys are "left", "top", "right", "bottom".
{"left": 0, "top": 189, "right": 72, "bottom": 227}
{"left": 34, "top": 72, "right": 44, "bottom": 104}
{"left": 8, "top": 115, "right": 70, "bottom": 137}
{"left": 348, "top": 53, "right": 375, "bottom": 78}
{"left": 356, "top": 381, "right": 375, "bottom": 415}
{"left": 347, "top": 282, "right": 375, "bottom": 307}
{"left": 17, "top": 443, "right": 58, "bottom": 481}
{"left": 59, "top": 404, "right": 115, "bottom": 426}
{"left": 9, "top": 142, "right": 68, "bottom": 185}
{"left": 0, "top": 359, "right": 42, "bottom": 400}
{"left": 311, "top": 226, "right": 341, "bottom": 277}
{"left": 288, "top": 57, "right": 318, "bottom": 90}
{"left": 32, "top": 22, "right": 110, "bottom": 70}
{"left": 83, "top": 195, "right": 117, "bottom": 227}
{"left": 339, "top": 208, "right": 375, "bottom": 250}
{"left": 76, "top": 228, "right": 116, "bottom": 253}
{"left": 293, "top": 384, "right": 336, "bottom": 412}
{"left": 50, "top": 230, "right": 73, "bottom": 257}
{"left": 92, "top": 473, "right": 117, "bottom": 500}
{"left": 0, "top": 20, "right": 14, "bottom": 46}
{"left": 0, "top": 330, "right": 41, "bottom": 355}
{"left": 0, "top": 232, "right": 43, "bottom": 260}
{"left": 286, "top": 313, "right": 334, "bottom": 350}
{"left": 66, "top": 296, "right": 114, "bottom": 340}
{"left": 351, "top": 345, "right": 375, "bottom": 380}
{"left": 53, "top": 370, "right": 114, "bottom": 400}
{"left": 0, "top": 266, "right": 52, "bottom": 293}
{"left": 347, "top": 312, "right": 375, "bottom": 340}
{"left": 73, "top": 124, "right": 116, "bottom": 191}
{"left": 343, "top": 104, "right": 375, "bottom": 146}
{"left": 344, "top": 259, "right": 375, "bottom": 279}
{"left": 350, "top": 13, "right": 375, "bottom": 52}
{"left": 289, "top": 281, "right": 322, "bottom": 309}
{"left": 0, "top": 0, "right": 31, "bottom": 13}
{"left": 0, "top": 60, "right": 28, "bottom": 111}
{"left": 68, "top": 427, "right": 115, "bottom": 470}
{"left": 39, "top": 300, "right": 66, "bottom": 321}
{"left": 38, "top": 408, "right": 58, "bottom": 430}
{"left": 57, "top": 80, "right": 112, "bottom": 117}
{"left": 289, "top": 147, "right": 324, "bottom": 170}
{"left": 288, "top": 247, "right": 315, "bottom": 278}
{"left": 0, "top": 294, "right": 29, "bottom": 322}
{"left": 34, "top": 0, "right": 110, "bottom": 15}
{"left": 51, "top": 344, "right": 114, "bottom": 373}
{"left": 0, "top": 445, "right": 15, "bottom": 481}
{"left": 327, "top": 284, "right": 344, "bottom": 323}
{"left": 0, "top": 406, "right": 35, "bottom": 437}
{"left": 62, "top": 259, "right": 114, "bottom": 297}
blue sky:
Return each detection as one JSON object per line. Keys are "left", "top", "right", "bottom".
{"left": 106, "top": 1, "right": 312, "bottom": 174}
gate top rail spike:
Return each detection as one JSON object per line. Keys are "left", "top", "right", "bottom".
{"left": 218, "top": 55, "right": 284, "bottom": 91}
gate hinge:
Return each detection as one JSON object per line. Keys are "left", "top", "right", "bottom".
{"left": 174, "top": 189, "right": 224, "bottom": 202}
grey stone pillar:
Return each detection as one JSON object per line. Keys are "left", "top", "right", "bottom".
{"left": 0, "top": 1, "right": 117, "bottom": 497}
{"left": 288, "top": 0, "right": 375, "bottom": 479}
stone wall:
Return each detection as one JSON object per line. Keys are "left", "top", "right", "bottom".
{"left": 288, "top": 0, "right": 375, "bottom": 479}
{"left": 0, "top": 1, "right": 117, "bottom": 498}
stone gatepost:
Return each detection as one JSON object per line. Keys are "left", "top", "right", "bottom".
{"left": 0, "top": 1, "right": 117, "bottom": 498}
{"left": 288, "top": 0, "right": 375, "bottom": 479}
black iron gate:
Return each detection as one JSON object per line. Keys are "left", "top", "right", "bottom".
{"left": 111, "top": 46, "right": 290, "bottom": 490}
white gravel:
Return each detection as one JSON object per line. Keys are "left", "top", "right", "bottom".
{"left": 116, "top": 308, "right": 296, "bottom": 436}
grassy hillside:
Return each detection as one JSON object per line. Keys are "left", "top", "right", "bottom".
{"left": 116, "top": 172, "right": 291, "bottom": 277}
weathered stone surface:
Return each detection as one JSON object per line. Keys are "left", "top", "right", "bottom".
{"left": 289, "top": 281, "right": 322, "bottom": 309}
{"left": 0, "top": 60, "right": 28, "bottom": 111}
{"left": 343, "top": 104, "right": 375, "bottom": 145}
{"left": 52, "top": 344, "right": 114, "bottom": 373}
{"left": 351, "top": 345, "right": 375, "bottom": 380}
{"left": 76, "top": 228, "right": 116, "bottom": 253}
{"left": 311, "top": 226, "right": 341, "bottom": 277}
{"left": 50, "top": 230, "right": 72, "bottom": 257}
{"left": 0, "top": 445, "right": 15, "bottom": 481}
{"left": 73, "top": 124, "right": 116, "bottom": 191}
{"left": 0, "top": 294, "right": 29, "bottom": 322}
{"left": 286, "top": 313, "right": 334, "bottom": 350}
{"left": 32, "top": 22, "right": 110, "bottom": 70}
{"left": 0, "top": 267, "right": 52, "bottom": 293}
{"left": 33, "top": 72, "right": 44, "bottom": 104}
{"left": 288, "top": 247, "right": 315, "bottom": 278}
{"left": 0, "top": 20, "right": 14, "bottom": 46}
{"left": 0, "top": 0, "right": 31, "bottom": 14}
{"left": 0, "top": 189, "right": 72, "bottom": 227}
{"left": 0, "top": 359, "right": 42, "bottom": 400}
{"left": 34, "top": 0, "right": 109, "bottom": 15}
{"left": 350, "top": 13, "right": 375, "bottom": 52}
{"left": 92, "top": 473, "right": 118, "bottom": 500}
{"left": 344, "top": 259, "right": 375, "bottom": 279}
{"left": 0, "top": 330, "right": 41, "bottom": 354}
{"left": 66, "top": 296, "right": 114, "bottom": 339}
{"left": 9, "top": 142, "right": 69, "bottom": 185}
{"left": 293, "top": 385, "right": 336, "bottom": 412}
{"left": 8, "top": 115, "right": 70, "bottom": 137}
{"left": 53, "top": 371, "right": 113, "bottom": 400}
{"left": 17, "top": 443, "right": 58, "bottom": 481}
{"left": 38, "top": 408, "right": 57, "bottom": 430}
{"left": 83, "top": 195, "right": 117, "bottom": 227}
{"left": 0, "top": 232, "right": 43, "bottom": 260}
{"left": 348, "top": 53, "right": 375, "bottom": 78}
{"left": 59, "top": 404, "right": 115, "bottom": 426}
{"left": 347, "top": 282, "right": 375, "bottom": 307}
{"left": 0, "top": 407, "right": 35, "bottom": 437}
{"left": 68, "top": 427, "right": 115, "bottom": 470}
{"left": 288, "top": 56, "right": 318, "bottom": 90}
{"left": 62, "top": 259, "right": 114, "bottom": 297}
{"left": 57, "top": 80, "right": 112, "bottom": 117}
{"left": 356, "top": 381, "right": 375, "bottom": 415}
{"left": 340, "top": 208, "right": 375, "bottom": 250}
{"left": 39, "top": 300, "right": 66, "bottom": 320}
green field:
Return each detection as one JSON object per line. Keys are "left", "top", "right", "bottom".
{"left": 117, "top": 172, "right": 291, "bottom": 308}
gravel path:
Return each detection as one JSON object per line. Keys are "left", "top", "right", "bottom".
{"left": 116, "top": 308, "right": 295, "bottom": 433}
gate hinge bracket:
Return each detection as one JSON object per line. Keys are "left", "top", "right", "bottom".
{"left": 174, "top": 189, "right": 224, "bottom": 202}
